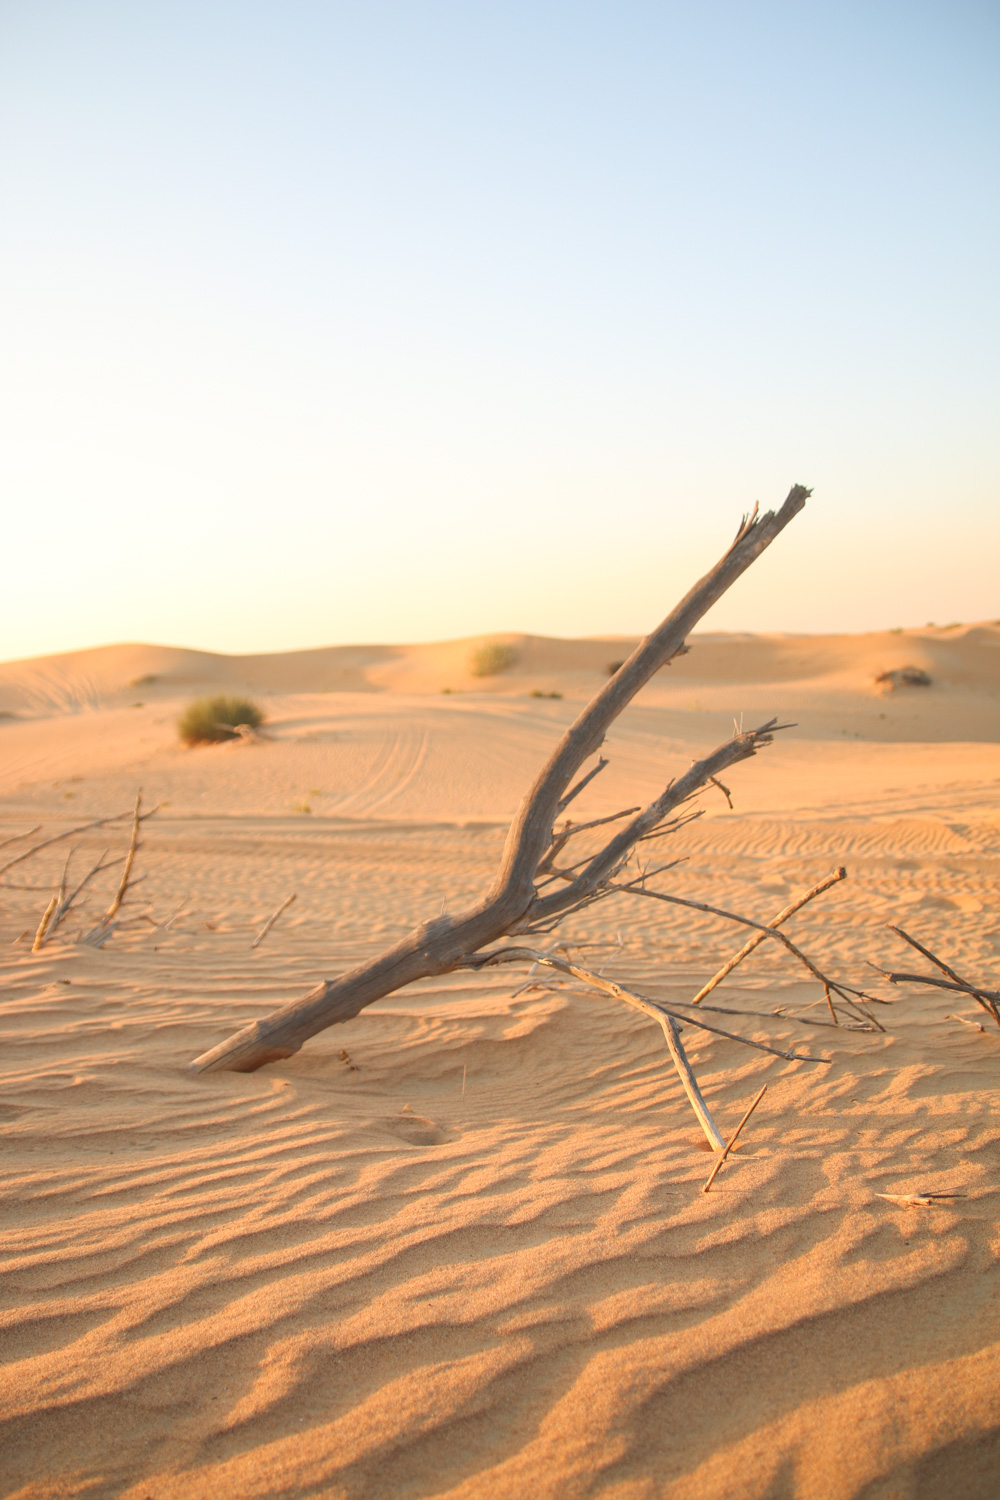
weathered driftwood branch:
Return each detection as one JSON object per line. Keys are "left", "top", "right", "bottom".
{"left": 191, "top": 484, "right": 810, "bottom": 1075}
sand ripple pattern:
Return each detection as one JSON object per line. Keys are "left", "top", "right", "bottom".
{"left": 2, "top": 807, "right": 1000, "bottom": 1498}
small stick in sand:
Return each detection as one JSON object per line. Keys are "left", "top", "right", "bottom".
{"left": 251, "top": 893, "right": 297, "bottom": 949}
{"left": 31, "top": 895, "right": 59, "bottom": 953}
{"left": 40, "top": 848, "right": 116, "bottom": 946}
{"left": 875, "top": 1191, "right": 966, "bottom": 1208}
{"left": 100, "top": 792, "right": 143, "bottom": 926}
{"left": 702, "top": 1084, "right": 768, "bottom": 1193}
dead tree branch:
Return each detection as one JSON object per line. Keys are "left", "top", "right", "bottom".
{"left": 191, "top": 484, "right": 811, "bottom": 1074}
{"left": 462, "top": 947, "right": 830, "bottom": 1063}
{"left": 873, "top": 926, "right": 1000, "bottom": 1029}
{"left": 252, "top": 893, "right": 297, "bottom": 949}
{"left": 690, "top": 867, "right": 847, "bottom": 1004}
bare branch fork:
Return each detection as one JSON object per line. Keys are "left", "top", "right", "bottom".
{"left": 191, "top": 485, "right": 811, "bottom": 1078}
{"left": 874, "top": 925, "right": 1000, "bottom": 1030}
{"left": 609, "top": 877, "right": 885, "bottom": 1031}
{"left": 20, "top": 792, "right": 155, "bottom": 951}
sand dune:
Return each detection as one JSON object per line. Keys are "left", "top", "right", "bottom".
{"left": 2, "top": 619, "right": 998, "bottom": 724}
{"left": 2, "top": 626, "right": 999, "bottom": 1497}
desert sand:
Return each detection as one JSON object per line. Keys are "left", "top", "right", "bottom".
{"left": 1, "top": 622, "right": 999, "bottom": 1499}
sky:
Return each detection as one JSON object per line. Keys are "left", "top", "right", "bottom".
{"left": 1, "top": 0, "right": 997, "bottom": 659}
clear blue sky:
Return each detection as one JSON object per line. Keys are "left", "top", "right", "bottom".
{"left": 1, "top": 1, "right": 997, "bottom": 657}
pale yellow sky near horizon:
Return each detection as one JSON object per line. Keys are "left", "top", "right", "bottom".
{"left": 1, "top": 3, "right": 997, "bottom": 661}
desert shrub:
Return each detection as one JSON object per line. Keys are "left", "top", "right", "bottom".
{"left": 607, "top": 660, "right": 625, "bottom": 677}
{"left": 178, "top": 694, "right": 264, "bottom": 745}
{"left": 874, "top": 666, "right": 931, "bottom": 692}
{"left": 129, "top": 673, "right": 159, "bottom": 688}
{"left": 530, "top": 690, "right": 563, "bottom": 699}
{"left": 469, "top": 642, "right": 518, "bottom": 678}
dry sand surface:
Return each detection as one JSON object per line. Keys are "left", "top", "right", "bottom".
{"left": 2, "top": 624, "right": 999, "bottom": 1499}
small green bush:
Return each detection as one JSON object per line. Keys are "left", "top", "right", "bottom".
{"left": 178, "top": 694, "right": 264, "bottom": 746}
{"left": 469, "top": 642, "right": 518, "bottom": 678}
{"left": 530, "top": 690, "right": 563, "bottom": 699}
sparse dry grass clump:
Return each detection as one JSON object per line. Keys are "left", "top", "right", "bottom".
{"left": 469, "top": 642, "right": 518, "bottom": 678}
{"left": 874, "top": 666, "right": 931, "bottom": 693}
{"left": 178, "top": 694, "right": 264, "bottom": 746}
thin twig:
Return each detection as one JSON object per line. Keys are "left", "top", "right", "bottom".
{"left": 252, "top": 893, "right": 297, "bottom": 949}
{"left": 0, "top": 825, "right": 41, "bottom": 852}
{"left": 875, "top": 1191, "right": 966, "bottom": 1208}
{"left": 885, "top": 926, "right": 1000, "bottom": 1024}
{"left": 31, "top": 895, "right": 58, "bottom": 953}
{"left": 691, "top": 867, "right": 847, "bottom": 1004}
{"left": 81, "top": 792, "right": 146, "bottom": 946}
{"left": 556, "top": 756, "right": 608, "bottom": 815}
{"left": 872, "top": 966, "right": 1000, "bottom": 1020}
{"left": 464, "top": 946, "right": 828, "bottom": 1062}
{"left": 0, "top": 807, "right": 154, "bottom": 878}
{"left": 44, "top": 849, "right": 116, "bottom": 944}
{"left": 536, "top": 807, "right": 642, "bottom": 877}
{"left": 888, "top": 924, "right": 978, "bottom": 992}
{"left": 660, "top": 1013, "right": 726, "bottom": 1151}
{"left": 703, "top": 1085, "right": 767, "bottom": 1192}
{"left": 707, "top": 774, "right": 733, "bottom": 810}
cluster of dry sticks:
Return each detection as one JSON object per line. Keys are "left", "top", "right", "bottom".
{"left": 875, "top": 926, "right": 1000, "bottom": 1036}
{"left": 1, "top": 792, "right": 159, "bottom": 951}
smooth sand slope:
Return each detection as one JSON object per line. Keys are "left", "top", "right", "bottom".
{"left": 1, "top": 625, "right": 999, "bottom": 1499}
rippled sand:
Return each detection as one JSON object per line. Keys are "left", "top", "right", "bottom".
{"left": 2, "top": 627, "right": 999, "bottom": 1497}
